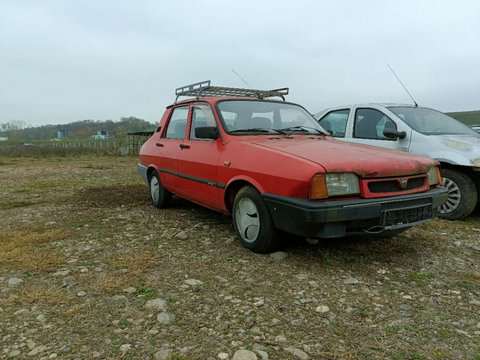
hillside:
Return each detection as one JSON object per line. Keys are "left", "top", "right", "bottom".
{"left": 446, "top": 110, "right": 480, "bottom": 125}
{"left": 0, "top": 117, "right": 155, "bottom": 140}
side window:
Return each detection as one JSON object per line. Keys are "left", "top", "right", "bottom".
{"left": 190, "top": 105, "right": 217, "bottom": 140}
{"left": 354, "top": 108, "right": 397, "bottom": 140}
{"left": 164, "top": 106, "right": 188, "bottom": 139}
{"left": 319, "top": 109, "right": 349, "bottom": 137}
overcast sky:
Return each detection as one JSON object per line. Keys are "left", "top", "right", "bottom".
{"left": 1, "top": 0, "right": 479, "bottom": 127}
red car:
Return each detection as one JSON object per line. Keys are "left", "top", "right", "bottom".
{"left": 138, "top": 81, "right": 448, "bottom": 253}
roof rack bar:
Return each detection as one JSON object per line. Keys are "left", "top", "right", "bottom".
{"left": 175, "top": 80, "right": 211, "bottom": 102}
{"left": 174, "top": 81, "right": 289, "bottom": 102}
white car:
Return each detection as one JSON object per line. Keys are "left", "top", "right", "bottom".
{"left": 315, "top": 104, "right": 480, "bottom": 220}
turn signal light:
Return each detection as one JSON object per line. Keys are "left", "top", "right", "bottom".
{"left": 309, "top": 174, "right": 328, "bottom": 199}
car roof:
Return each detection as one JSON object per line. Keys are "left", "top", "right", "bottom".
{"left": 315, "top": 103, "right": 423, "bottom": 117}
{"left": 167, "top": 96, "right": 296, "bottom": 108}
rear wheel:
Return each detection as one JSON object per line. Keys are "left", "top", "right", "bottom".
{"left": 438, "top": 168, "right": 477, "bottom": 220}
{"left": 149, "top": 171, "right": 171, "bottom": 208}
{"left": 232, "top": 186, "right": 278, "bottom": 253}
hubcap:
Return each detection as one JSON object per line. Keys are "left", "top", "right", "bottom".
{"left": 439, "top": 177, "right": 461, "bottom": 214}
{"left": 235, "top": 198, "right": 260, "bottom": 243}
{"left": 150, "top": 176, "right": 160, "bottom": 203}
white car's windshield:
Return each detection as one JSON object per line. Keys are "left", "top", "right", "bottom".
{"left": 217, "top": 100, "right": 327, "bottom": 135}
{"left": 388, "top": 107, "right": 477, "bottom": 136}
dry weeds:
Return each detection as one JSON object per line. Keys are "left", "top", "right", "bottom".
{"left": 0, "top": 227, "right": 68, "bottom": 272}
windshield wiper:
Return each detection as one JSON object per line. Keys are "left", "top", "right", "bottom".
{"left": 230, "top": 128, "right": 285, "bottom": 134}
{"left": 277, "top": 126, "right": 326, "bottom": 135}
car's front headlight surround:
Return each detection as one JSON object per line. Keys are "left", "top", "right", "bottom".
{"left": 428, "top": 166, "right": 441, "bottom": 186}
{"left": 309, "top": 173, "right": 360, "bottom": 199}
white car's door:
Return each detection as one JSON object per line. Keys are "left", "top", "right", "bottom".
{"left": 317, "top": 108, "right": 351, "bottom": 142}
{"left": 348, "top": 106, "right": 411, "bottom": 152}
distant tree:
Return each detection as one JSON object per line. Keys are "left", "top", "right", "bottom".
{"left": 115, "top": 125, "right": 127, "bottom": 139}
{"left": 1, "top": 120, "right": 28, "bottom": 138}
{"left": 0, "top": 123, "right": 9, "bottom": 136}
{"left": 1, "top": 116, "right": 155, "bottom": 140}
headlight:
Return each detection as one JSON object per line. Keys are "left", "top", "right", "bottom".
{"left": 309, "top": 173, "right": 360, "bottom": 199}
{"left": 326, "top": 173, "right": 360, "bottom": 196}
{"left": 471, "top": 158, "right": 480, "bottom": 169}
{"left": 428, "top": 166, "right": 441, "bottom": 186}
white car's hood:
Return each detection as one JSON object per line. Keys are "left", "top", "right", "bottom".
{"left": 419, "top": 134, "right": 480, "bottom": 167}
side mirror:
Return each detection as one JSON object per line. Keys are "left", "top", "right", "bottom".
{"left": 195, "top": 126, "right": 219, "bottom": 139}
{"left": 383, "top": 128, "right": 406, "bottom": 139}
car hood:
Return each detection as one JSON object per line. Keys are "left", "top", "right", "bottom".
{"left": 435, "top": 135, "right": 480, "bottom": 151}
{"left": 248, "top": 137, "right": 436, "bottom": 178}
{"left": 423, "top": 134, "right": 480, "bottom": 167}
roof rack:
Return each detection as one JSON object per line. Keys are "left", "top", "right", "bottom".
{"left": 175, "top": 80, "right": 289, "bottom": 102}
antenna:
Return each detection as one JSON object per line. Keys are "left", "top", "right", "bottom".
{"left": 231, "top": 69, "right": 253, "bottom": 89}
{"left": 387, "top": 64, "right": 418, "bottom": 107}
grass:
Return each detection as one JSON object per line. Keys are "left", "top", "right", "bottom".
{"left": 0, "top": 227, "right": 68, "bottom": 272}
{"left": 0, "top": 285, "right": 68, "bottom": 306}
{"left": 447, "top": 110, "right": 480, "bottom": 125}
{"left": 107, "top": 252, "right": 159, "bottom": 275}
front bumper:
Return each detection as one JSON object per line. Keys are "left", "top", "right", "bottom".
{"left": 262, "top": 186, "right": 448, "bottom": 238}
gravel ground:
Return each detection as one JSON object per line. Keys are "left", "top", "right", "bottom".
{"left": 0, "top": 155, "right": 479, "bottom": 360}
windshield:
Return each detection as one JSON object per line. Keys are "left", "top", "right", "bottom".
{"left": 388, "top": 107, "right": 478, "bottom": 136}
{"left": 217, "top": 100, "right": 327, "bottom": 135}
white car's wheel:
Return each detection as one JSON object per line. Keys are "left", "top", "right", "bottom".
{"left": 438, "top": 169, "right": 477, "bottom": 220}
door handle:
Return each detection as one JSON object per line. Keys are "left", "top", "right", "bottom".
{"left": 155, "top": 142, "right": 163, "bottom": 147}
{"left": 179, "top": 144, "right": 190, "bottom": 149}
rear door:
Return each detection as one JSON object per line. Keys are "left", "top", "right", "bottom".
{"left": 156, "top": 105, "right": 189, "bottom": 191}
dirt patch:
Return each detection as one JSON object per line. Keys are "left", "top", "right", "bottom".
{"left": 77, "top": 184, "right": 148, "bottom": 207}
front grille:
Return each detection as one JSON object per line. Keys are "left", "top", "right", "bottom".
{"left": 368, "top": 177, "right": 426, "bottom": 193}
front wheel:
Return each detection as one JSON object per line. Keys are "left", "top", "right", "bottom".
{"left": 232, "top": 186, "right": 278, "bottom": 253}
{"left": 438, "top": 168, "right": 477, "bottom": 220}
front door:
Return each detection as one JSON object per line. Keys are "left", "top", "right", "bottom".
{"left": 351, "top": 108, "right": 410, "bottom": 152}
{"left": 176, "top": 103, "right": 222, "bottom": 208}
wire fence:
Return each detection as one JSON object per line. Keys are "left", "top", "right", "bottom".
{"left": 0, "top": 138, "right": 141, "bottom": 157}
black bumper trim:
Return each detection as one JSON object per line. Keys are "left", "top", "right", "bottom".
{"left": 262, "top": 186, "right": 448, "bottom": 238}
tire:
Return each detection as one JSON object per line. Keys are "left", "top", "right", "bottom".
{"left": 232, "top": 186, "right": 278, "bottom": 253}
{"left": 438, "top": 168, "right": 477, "bottom": 220}
{"left": 149, "top": 171, "right": 171, "bottom": 208}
